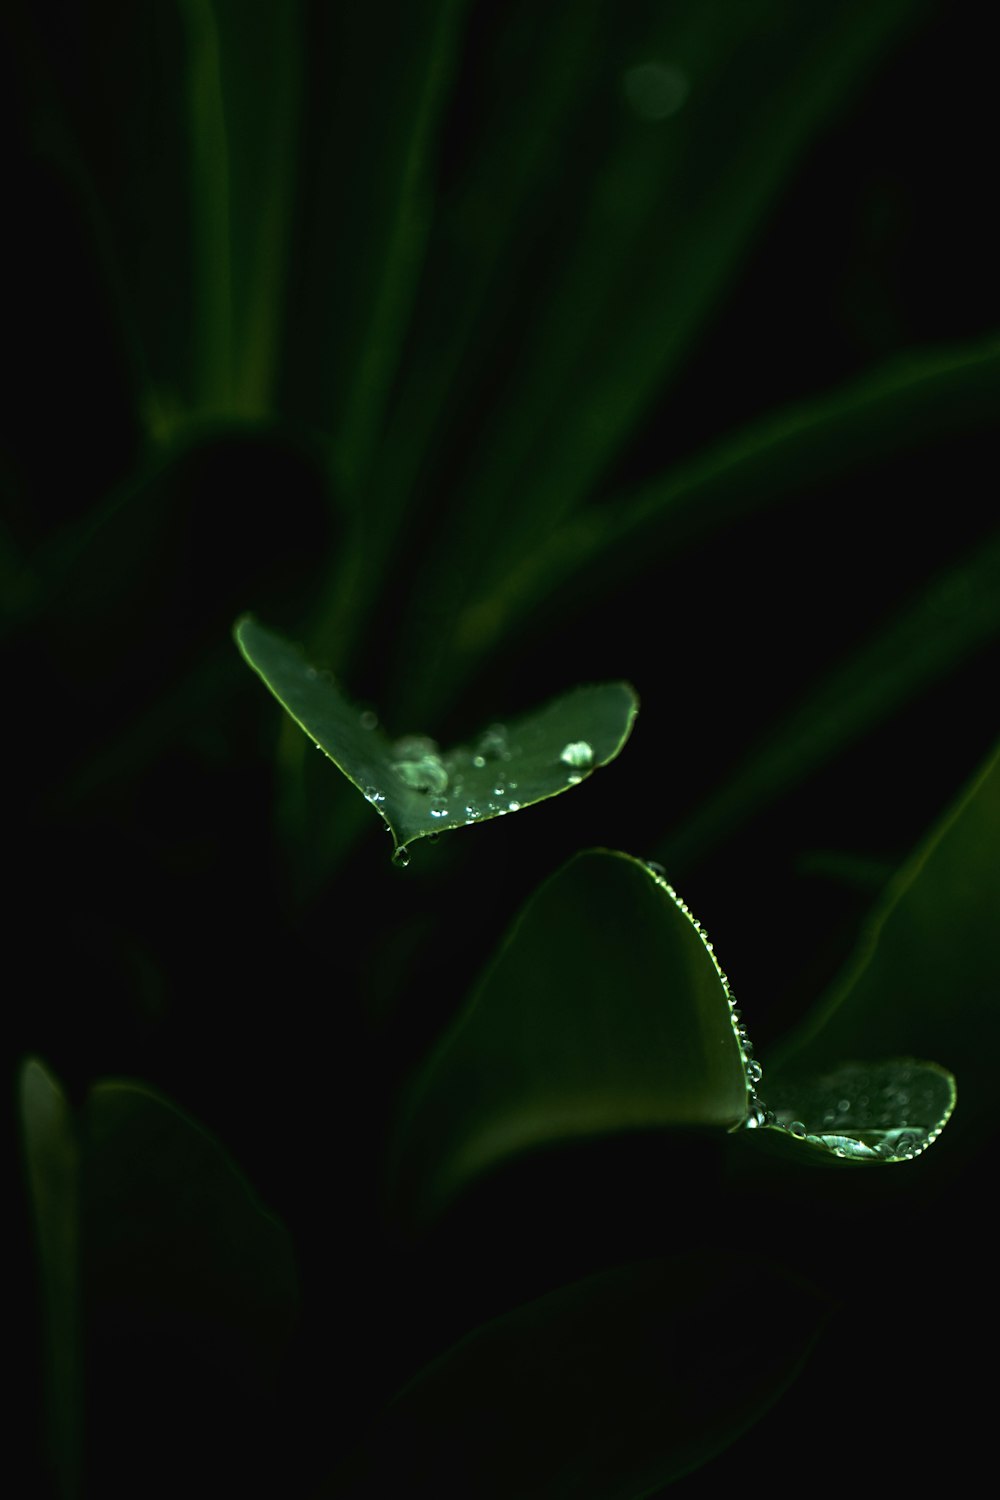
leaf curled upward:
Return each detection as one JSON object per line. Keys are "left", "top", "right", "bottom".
{"left": 234, "top": 615, "right": 638, "bottom": 863}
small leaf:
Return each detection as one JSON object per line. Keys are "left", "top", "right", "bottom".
{"left": 391, "top": 851, "right": 747, "bottom": 1225}
{"left": 770, "top": 735, "right": 1000, "bottom": 1140}
{"left": 340, "top": 1254, "right": 830, "bottom": 1499}
{"left": 235, "top": 615, "right": 637, "bottom": 861}
{"left": 754, "top": 1058, "right": 956, "bottom": 1163}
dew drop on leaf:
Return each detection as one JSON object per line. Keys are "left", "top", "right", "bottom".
{"left": 477, "top": 725, "right": 509, "bottom": 761}
{"left": 559, "top": 740, "right": 594, "bottom": 769}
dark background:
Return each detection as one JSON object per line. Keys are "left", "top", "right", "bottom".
{"left": 3, "top": 1, "right": 998, "bottom": 1494}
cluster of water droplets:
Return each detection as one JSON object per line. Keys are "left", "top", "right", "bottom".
{"left": 380, "top": 716, "right": 600, "bottom": 867}
{"left": 763, "top": 1060, "right": 951, "bottom": 1161}
{"left": 467, "top": 723, "right": 524, "bottom": 816}
{"left": 643, "top": 861, "right": 770, "bottom": 1126}
{"left": 390, "top": 734, "right": 450, "bottom": 797}
{"left": 640, "top": 860, "right": 953, "bottom": 1162}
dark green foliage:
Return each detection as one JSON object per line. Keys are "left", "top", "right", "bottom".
{"left": 391, "top": 852, "right": 749, "bottom": 1226}
{"left": 235, "top": 616, "right": 638, "bottom": 861}
{"left": 341, "top": 1256, "right": 830, "bottom": 1498}
{"left": 6, "top": 1, "right": 999, "bottom": 1495}
{"left": 19, "top": 1060, "right": 297, "bottom": 1499}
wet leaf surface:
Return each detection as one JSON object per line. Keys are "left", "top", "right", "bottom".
{"left": 235, "top": 615, "right": 638, "bottom": 862}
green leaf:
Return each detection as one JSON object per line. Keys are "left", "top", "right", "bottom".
{"left": 20, "top": 1060, "right": 81, "bottom": 1500}
{"left": 769, "top": 736, "right": 1000, "bottom": 1140}
{"left": 278, "top": 0, "right": 469, "bottom": 483}
{"left": 19, "top": 1060, "right": 297, "bottom": 1493}
{"left": 330, "top": 2, "right": 616, "bottom": 656}
{"left": 656, "top": 526, "right": 1000, "bottom": 871}
{"left": 183, "top": 0, "right": 304, "bottom": 420}
{"left": 339, "top": 1254, "right": 830, "bottom": 1499}
{"left": 456, "top": 336, "right": 1000, "bottom": 672}
{"left": 327, "top": 0, "right": 469, "bottom": 497}
{"left": 83, "top": 1080, "right": 298, "bottom": 1369}
{"left": 390, "top": 851, "right": 748, "bottom": 1225}
{"left": 753, "top": 1059, "right": 956, "bottom": 1164}
{"left": 234, "top": 615, "right": 638, "bottom": 863}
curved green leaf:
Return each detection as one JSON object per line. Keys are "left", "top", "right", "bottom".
{"left": 235, "top": 616, "right": 638, "bottom": 863}
{"left": 83, "top": 1080, "right": 298, "bottom": 1368}
{"left": 339, "top": 1255, "right": 830, "bottom": 1499}
{"left": 391, "top": 851, "right": 748, "bottom": 1225}
{"left": 657, "top": 527, "right": 1000, "bottom": 871}
{"left": 769, "top": 736, "right": 1000, "bottom": 1138}
{"left": 752, "top": 1058, "right": 955, "bottom": 1164}
{"left": 457, "top": 336, "right": 1000, "bottom": 672}
{"left": 19, "top": 1059, "right": 297, "bottom": 1495}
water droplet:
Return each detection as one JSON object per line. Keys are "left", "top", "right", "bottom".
{"left": 394, "top": 758, "right": 448, "bottom": 794}
{"left": 464, "top": 802, "right": 480, "bottom": 823}
{"left": 645, "top": 860, "right": 666, "bottom": 877}
{"left": 472, "top": 754, "right": 486, "bottom": 768}
{"left": 788, "top": 1120, "right": 806, "bottom": 1138}
{"left": 623, "top": 61, "right": 689, "bottom": 122}
{"left": 508, "top": 800, "right": 521, "bottom": 812}
{"left": 559, "top": 740, "right": 594, "bottom": 769}
{"left": 477, "top": 725, "right": 509, "bottom": 761}
{"left": 492, "top": 784, "right": 506, "bottom": 797}
{"left": 837, "top": 1098, "right": 851, "bottom": 1114}
{"left": 429, "top": 807, "right": 449, "bottom": 820}
{"left": 747, "top": 1060, "right": 763, "bottom": 1083}
{"left": 363, "top": 785, "right": 385, "bottom": 803}
{"left": 359, "top": 710, "right": 378, "bottom": 731}
{"left": 392, "top": 735, "right": 449, "bottom": 795}
{"left": 566, "top": 773, "right": 583, "bottom": 785}
{"left": 391, "top": 846, "right": 410, "bottom": 869}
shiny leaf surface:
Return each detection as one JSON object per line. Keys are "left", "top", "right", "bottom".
{"left": 236, "top": 615, "right": 638, "bottom": 862}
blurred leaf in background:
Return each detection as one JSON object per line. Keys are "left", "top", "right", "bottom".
{"left": 19, "top": 1059, "right": 297, "bottom": 1498}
